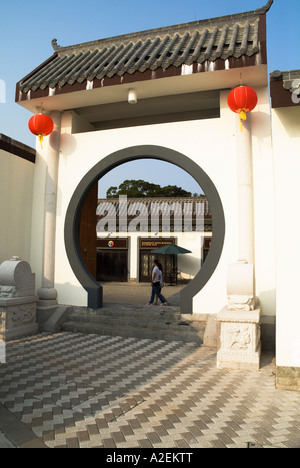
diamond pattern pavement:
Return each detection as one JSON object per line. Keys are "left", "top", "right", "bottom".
{"left": 1, "top": 332, "right": 300, "bottom": 448}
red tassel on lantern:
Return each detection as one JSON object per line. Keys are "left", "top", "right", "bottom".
{"left": 227, "top": 86, "right": 258, "bottom": 132}
{"left": 28, "top": 113, "right": 54, "bottom": 148}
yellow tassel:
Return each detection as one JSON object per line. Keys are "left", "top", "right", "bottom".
{"left": 38, "top": 134, "right": 44, "bottom": 149}
{"left": 240, "top": 111, "right": 247, "bottom": 132}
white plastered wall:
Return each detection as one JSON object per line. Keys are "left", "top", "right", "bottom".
{"left": 0, "top": 149, "right": 34, "bottom": 263}
{"left": 30, "top": 86, "right": 276, "bottom": 317}
{"left": 272, "top": 106, "right": 300, "bottom": 367}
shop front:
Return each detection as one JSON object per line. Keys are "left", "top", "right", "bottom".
{"left": 139, "top": 238, "right": 176, "bottom": 283}
{"left": 97, "top": 238, "right": 128, "bottom": 282}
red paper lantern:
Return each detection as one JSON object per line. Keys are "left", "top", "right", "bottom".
{"left": 28, "top": 113, "right": 54, "bottom": 148}
{"left": 227, "top": 86, "right": 258, "bottom": 131}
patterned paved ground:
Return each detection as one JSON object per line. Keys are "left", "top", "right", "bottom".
{"left": 1, "top": 332, "right": 300, "bottom": 449}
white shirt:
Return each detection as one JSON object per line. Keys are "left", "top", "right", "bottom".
{"left": 159, "top": 270, "right": 164, "bottom": 287}
{"left": 152, "top": 266, "right": 160, "bottom": 283}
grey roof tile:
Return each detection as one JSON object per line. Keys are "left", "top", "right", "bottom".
{"left": 96, "top": 198, "right": 211, "bottom": 218}
{"left": 270, "top": 69, "right": 300, "bottom": 93}
{"left": 18, "top": 4, "right": 270, "bottom": 94}
{"left": 269, "top": 68, "right": 300, "bottom": 108}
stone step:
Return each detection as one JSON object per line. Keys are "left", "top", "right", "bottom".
{"left": 67, "top": 311, "right": 185, "bottom": 329}
{"left": 62, "top": 320, "right": 204, "bottom": 344}
{"left": 61, "top": 304, "right": 206, "bottom": 344}
{"left": 70, "top": 304, "right": 181, "bottom": 318}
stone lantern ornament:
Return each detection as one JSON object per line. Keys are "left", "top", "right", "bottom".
{"left": 0, "top": 257, "right": 38, "bottom": 341}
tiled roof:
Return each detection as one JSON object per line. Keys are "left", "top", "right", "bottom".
{"left": 97, "top": 197, "right": 211, "bottom": 218}
{"left": 18, "top": 2, "right": 272, "bottom": 95}
{"left": 270, "top": 70, "right": 300, "bottom": 95}
{"left": 270, "top": 69, "right": 300, "bottom": 108}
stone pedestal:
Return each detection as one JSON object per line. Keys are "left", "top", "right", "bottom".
{"left": 0, "top": 258, "right": 38, "bottom": 341}
{"left": 217, "top": 307, "right": 261, "bottom": 370}
{"left": 0, "top": 296, "right": 38, "bottom": 341}
{"left": 217, "top": 259, "right": 261, "bottom": 370}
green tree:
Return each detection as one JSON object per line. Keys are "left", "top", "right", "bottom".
{"left": 106, "top": 180, "right": 192, "bottom": 198}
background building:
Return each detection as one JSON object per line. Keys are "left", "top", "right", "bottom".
{"left": 93, "top": 196, "right": 211, "bottom": 283}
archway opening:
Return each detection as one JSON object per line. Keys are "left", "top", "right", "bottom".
{"left": 80, "top": 158, "right": 211, "bottom": 305}
{"left": 64, "top": 145, "right": 225, "bottom": 314}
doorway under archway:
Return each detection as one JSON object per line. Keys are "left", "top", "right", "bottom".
{"left": 64, "top": 145, "right": 225, "bottom": 314}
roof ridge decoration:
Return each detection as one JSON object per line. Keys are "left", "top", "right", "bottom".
{"left": 259, "top": 0, "right": 273, "bottom": 14}
{"left": 17, "top": 1, "right": 273, "bottom": 99}
{"left": 51, "top": 1, "right": 273, "bottom": 54}
{"left": 270, "top": 68, "right": 300, "bottom": 108}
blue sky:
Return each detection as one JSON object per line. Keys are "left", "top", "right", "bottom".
{"left": 1, "top": 0, "right": 299, "bottom": 195}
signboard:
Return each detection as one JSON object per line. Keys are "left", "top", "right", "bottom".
{"left": 97, "top": 238, "right": 128, "bottom": 250}
{"left": 139, "top": 238, "right": 175, "bottom": 250}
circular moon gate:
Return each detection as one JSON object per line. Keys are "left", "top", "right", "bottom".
{"left": 64, "top": 145, "right": 225, "bottom": 313}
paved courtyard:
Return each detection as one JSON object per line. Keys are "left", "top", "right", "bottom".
{"left": 1, "top": 331, "right": 300, "bottom": 449}
{"left": 101, "top": 281, "right": 185, "bottom": 306}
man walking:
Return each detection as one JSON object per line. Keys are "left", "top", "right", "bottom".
{"left": 147, "top": 260, "right": 167, "bottom": 306}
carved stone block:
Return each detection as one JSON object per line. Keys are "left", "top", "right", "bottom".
{"left": 0, "top": 298, "right": 38, "bottom": 341}
{"left": 217, "top": 307, "right": 261, "bottom": 370}
{"left": 218, "top": 259, "right": 261, "bottom": 370}
{"left": 0, "top": 258, "right": 38, "bottom": 341}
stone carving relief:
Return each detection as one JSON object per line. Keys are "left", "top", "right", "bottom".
{"left": 227, "top": 295, "right": 256, "bottom": 311}
{"left": 6, "top": 306, "right": 35, "bottom": 328}
{"left": 225, "top": 324, "right": 252, "bottom": 351}
{"left": 0, "top": 286, "right": 17, "bottom": 298}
